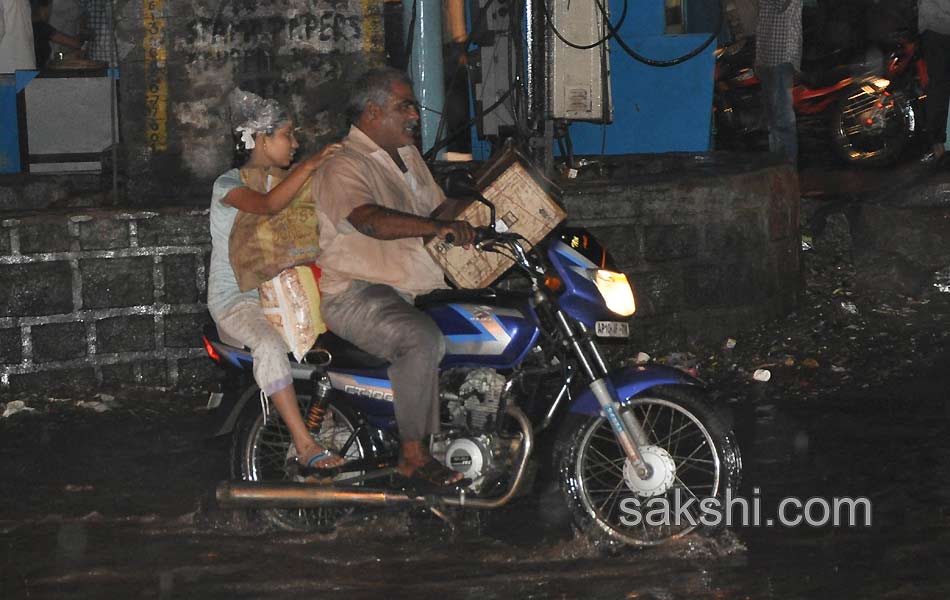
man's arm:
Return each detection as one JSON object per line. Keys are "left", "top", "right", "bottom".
{"left": 50, "top": 30, "right": 82, "bottom": 50}
{"left": 348, "top": 204, "right": 476, "bottom": 245}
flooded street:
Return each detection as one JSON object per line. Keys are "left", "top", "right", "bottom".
{"left": 3, "top": 359, "right": 950, "bottom": 598}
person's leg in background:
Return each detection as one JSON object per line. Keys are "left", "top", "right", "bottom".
{"left": 922, "top": 30, "right": 950, "bottom": 161}
{"left": 760, "top": 62, "right": 799, "bottom": 165}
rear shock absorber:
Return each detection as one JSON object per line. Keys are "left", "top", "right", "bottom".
{"left": 304, "top": 373, "right": 334, "bottom": 433}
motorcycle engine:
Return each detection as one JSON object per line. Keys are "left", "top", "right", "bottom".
{"left": 441, "top": 367, "right": 507, "bottom": 430}
{"left": 432, "top": 368, "right": 515, "bottom": 493}
{"left": 430, "top": 432, "right": 521, "bottom": 494}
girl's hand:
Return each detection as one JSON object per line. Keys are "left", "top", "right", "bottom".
{"left": 295, "top": 143, "right": 342, "bottom": 173}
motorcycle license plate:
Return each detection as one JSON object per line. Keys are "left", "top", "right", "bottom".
{"left": 595, "top": 321, "right": 629, "bottom": 338}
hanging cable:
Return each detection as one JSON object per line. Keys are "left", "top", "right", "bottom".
{"left": 403, "top": 0, "right": 419, "bottom": 70}
{"left": 600, "top": 0, "right": 724, "bottom": 67}
{"left": 424, "top": 87, "right": 514, "bottom": 160}
{"left": 424, "top": 0, "right": 534, "bottom": 161}
{"left": 539, "top": 0, "right": 724, "bottom": 67}
{"left": 539, "top": 0, "right": 628, "bottom": 51}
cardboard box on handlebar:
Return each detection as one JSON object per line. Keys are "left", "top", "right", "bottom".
{"left": 426, "top": 145, "right": 567, "bottom": 289}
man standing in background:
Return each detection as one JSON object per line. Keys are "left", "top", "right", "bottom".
{"left": 78, "top": 0, "right": 113, "bottom": 64}
{"left": 919, "top": 0, "right": 950, "bottom": 165}
{"left": 755, "top": 0, "right": 803, "bottom": 166}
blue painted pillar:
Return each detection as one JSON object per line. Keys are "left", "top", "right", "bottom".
{"left": 0, "top": 70, "right": 41, "bottom": 173}
{"left": 403, "top": 0, "right": 445, "bottom": 155}
{"left": 0, "top": 75, "right": 19, "bottom": 173}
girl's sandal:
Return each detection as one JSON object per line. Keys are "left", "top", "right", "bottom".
{"left": 298, "top": 447, "right": 345, "bottom": 476}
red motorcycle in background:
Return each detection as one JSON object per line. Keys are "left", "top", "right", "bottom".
{"left": 880, "top": 30, "right": 928, "bottom": 132}
{"left": 713, "top": 37, "right": 917, "bottom": 167}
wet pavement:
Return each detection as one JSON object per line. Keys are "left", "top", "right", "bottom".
{"left": 3, "top": 167, "right": 950, "bottom": 598}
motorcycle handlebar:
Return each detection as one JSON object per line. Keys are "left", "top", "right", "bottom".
{"left": 443, "top": 227, "right": 520, "bottom": 246}
{"left": 474, "top": 226, "right": 523, "bottom": 245}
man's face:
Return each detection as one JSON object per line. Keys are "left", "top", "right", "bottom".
{"left": 371, "top": 81, "right": 420, "bottom": 151}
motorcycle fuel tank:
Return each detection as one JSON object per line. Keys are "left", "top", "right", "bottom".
{"left": 425, "top": 302, "right": 540, "bottom": 369}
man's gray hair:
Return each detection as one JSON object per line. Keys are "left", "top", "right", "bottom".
{"left": 346, "top": 67, "right": 414, "bottom": 124}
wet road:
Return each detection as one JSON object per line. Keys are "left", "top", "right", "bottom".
{"left": 2, "top": 364, "right": 950, "bottom": 599}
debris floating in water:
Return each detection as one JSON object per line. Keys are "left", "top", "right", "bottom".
{"left": 934, "top": 267, "right": 950, "bottom": 293}
{"left": 2, "top": 401, "right": 36, "bottom": 418}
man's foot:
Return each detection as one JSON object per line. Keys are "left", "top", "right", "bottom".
{"left": 397, "top": 457, "right": 466, "bottom": 489}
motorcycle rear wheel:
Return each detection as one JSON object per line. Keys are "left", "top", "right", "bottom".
{"left": 830, "top": 87, "right": 909, "bottom": 167}
{"left": 556, "top": 386, "right": 741, "bottom": 548}
{"left": 230, "top": 386, "right": 367, "bottom": 532}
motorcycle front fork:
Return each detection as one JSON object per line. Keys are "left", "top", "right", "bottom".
{"left": 555, "top": 310, "right": 654, "bottom": 480}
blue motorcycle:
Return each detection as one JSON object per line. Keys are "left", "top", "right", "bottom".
{"left": 204, "top": 205, "right": 741, "bottom": 548}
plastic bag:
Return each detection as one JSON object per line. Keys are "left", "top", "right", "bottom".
{"left": 258, "top": 264, "right": 327, "bottom": 361}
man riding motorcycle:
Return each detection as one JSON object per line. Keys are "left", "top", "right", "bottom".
{"left": 311, "top": 67, "right": 477, "bottom": 489}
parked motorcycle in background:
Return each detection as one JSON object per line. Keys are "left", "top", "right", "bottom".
{"left": 713, "top": 37, "right": 915, "bottom": 167}
{"left": 879, "top": 30, "right": 928, "bottom": 139}
{"left": 203, "top": 174, "right": 742, "bottom": 549}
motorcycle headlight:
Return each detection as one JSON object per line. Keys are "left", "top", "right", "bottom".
{"left": 593, "top": 270, "right": 636, "bottom": 317}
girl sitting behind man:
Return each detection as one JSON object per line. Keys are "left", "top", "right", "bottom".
{"left": 208, "top": 89, "right": 343, "bottom": 471}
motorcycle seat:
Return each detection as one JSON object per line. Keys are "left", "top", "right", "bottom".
{"left": 312, "top": 331, "right": 389, "bottom": 370}
{"left": 414, "top": 287, "right": 500, "bottom": 307}
{"left": 202, "top": 323, "right": 389, "bottom": 370}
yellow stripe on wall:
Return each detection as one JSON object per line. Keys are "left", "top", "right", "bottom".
{"left": 143, "top": 0, "right": 168, "bottom": 152}
{"left": 362, "top": 0, "right": 385, "bottom": 56}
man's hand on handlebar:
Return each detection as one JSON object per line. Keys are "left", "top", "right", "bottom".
{"left": 437, "top": 220, "right": 477, "bottom": 246}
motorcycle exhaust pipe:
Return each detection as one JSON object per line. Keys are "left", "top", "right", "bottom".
{"left": 216, "top": 482, "right": 426, "bottom": 508}
{"left": 216, "top": 405, "right": 534, "bottom": 510}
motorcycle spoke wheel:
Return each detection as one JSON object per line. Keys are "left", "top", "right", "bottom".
{"left": 239, "top": 398, "right": 365, "bottom": 532}
{"left": 833, "top": 89, "right": 908, "bottom": 165}
{"left": 558, "top": 389, "right": 741, "bottom": 548}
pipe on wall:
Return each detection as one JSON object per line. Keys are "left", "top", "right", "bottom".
{"left": 403, "top": 0, "right": 446, "bottom": 155}
{"left": 445, "top": 0, "right": 467, "bottom": 45}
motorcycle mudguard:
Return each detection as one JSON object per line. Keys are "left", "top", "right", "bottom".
{"left": 567, "top": 364, "right": 702, "bottom": 416}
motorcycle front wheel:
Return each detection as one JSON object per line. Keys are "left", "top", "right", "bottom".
{"left": 830, "top": 87, "right": 910, "bottom": 167}
{"left": 231, "top": 385, "right": 367, "bottom": 532}
{"left": 556, "top": 385, "right": 742, "bottom": 548}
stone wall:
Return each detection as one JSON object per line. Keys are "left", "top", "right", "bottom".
{"left": 1, "top": 155, "right": 800, "bottom": 391}
{"left": 0, "top": 209, "right": 213, "bottom": 391}
{"left": 561, "top": 153, "right": 800, "bottom": 348}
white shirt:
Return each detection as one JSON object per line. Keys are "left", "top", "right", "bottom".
{"left": 0, "top": 0, "right": 36, "bottom": 73}
{"left": 313, "top": 125, "right": 447, "bottom": 298}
